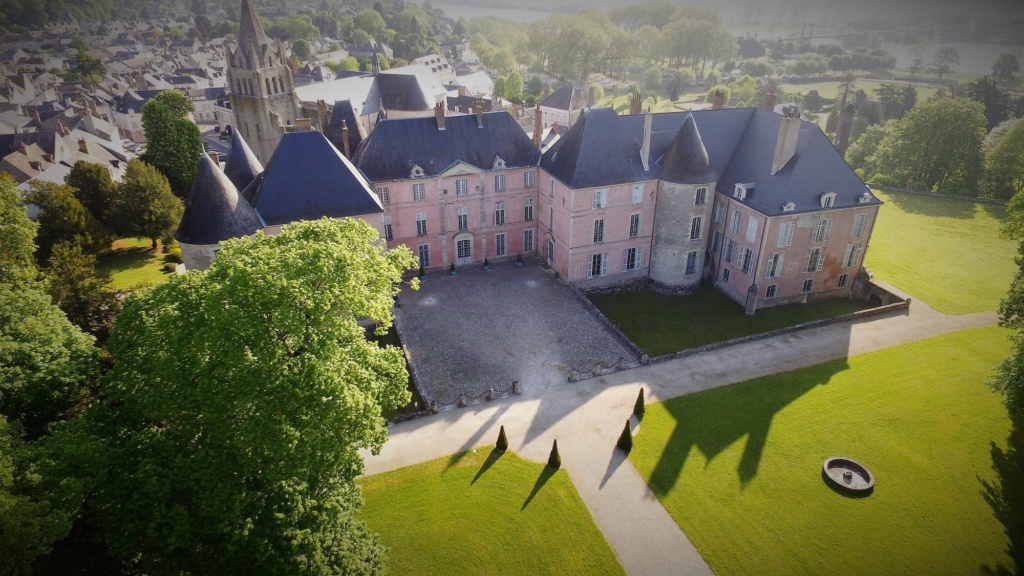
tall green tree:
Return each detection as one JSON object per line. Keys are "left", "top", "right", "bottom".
{"left": 27, "top": 182, "right": 110, "bottom": 262}
{"left": 0, "top": 174, "right": 37, "bottom": 282}
{"left": 505, "top": 70, "right": 524, "bottom": 101}
{"left": 868, "top": 98, "right": 986, "bottom": 194}
{"left": 141, "top": 90, "right": 202, "bottom": 198}
{"left": 81, "top": 218, "right": 416, "bottom": 574}
{"left": 112, "top": 159, "right": 183, "bottom": 249}
{"left": 990, "top": 121, "right": 1024, "bottom": 205}
{"left": 992, "top": 53, "right": 1021, "bottom": 80}
{"left": 965, "top": 76, "right": 1012, "bottom": 130}
{"left": 45, "top": 242, "right": 120, "bottom": 343}
{"left": 65, "top": 161, "right": 117, "bottom": 229}
{"left": 931, "top": 46, "right": 960, "bottom": 79}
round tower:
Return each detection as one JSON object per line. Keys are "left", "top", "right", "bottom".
{"left": 649, "top": 114, "right": 717, "bottom": 290}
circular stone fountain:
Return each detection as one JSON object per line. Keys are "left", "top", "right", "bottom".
{"left": 822, "top": 457, "right": 875, "bottom": 495}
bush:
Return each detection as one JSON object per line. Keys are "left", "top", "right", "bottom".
{"left": 496, "top": 425, "right": 508, "bottom": 451}
{"left": 617, "top": 419, "right": 633, "bottom": 452}
{"left": 633, "top": 389, "right": 645, "bottom": 419}
{"left": 547, "top": 439, "right": 561, "bottom": 469}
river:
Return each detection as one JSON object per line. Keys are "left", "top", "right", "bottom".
{"left": 423, "top": 2, "right": 553, "bottom": 23}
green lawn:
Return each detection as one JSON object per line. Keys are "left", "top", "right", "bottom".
{"left": 97, "top": 238, "right": 175, "bottom": 291}
{"left": 359, "top": 449, "right": 623, "bottom": 576}
{"left": 589, "top": 288, "right": 870, "bottom": 356}
{"left": 630, "top": 325, "right": 1015, "bottom": 576}
{"left": 866, "top": 188, "right": 1016, "bottom": 314}
{"left": 778, "top": 79, "right": 941, "bottom": 101}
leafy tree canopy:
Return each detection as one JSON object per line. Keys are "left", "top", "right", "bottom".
{"left": 112, "top": 158, "right": 183, "bottom": 248}
{"left": 141, "top": 91, "right": 202, "bottom": 198}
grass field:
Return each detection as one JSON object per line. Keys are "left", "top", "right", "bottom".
{"left": 589, "top": 287, "right": 870, "bottom": 356}
{"left": 359, "top": 449, "right": 623, "bottom": 576}
{"left": 779, "top": 78, "right": 941, "bottom": 101}
{"left": 629, "top": 325, "right": 1015, "bottom": 576}
{"left": 97, "top": 238, "right": 175, "bottom": 291}
{"left": 865, "top": 188, "right": 1017, "bottom": 314}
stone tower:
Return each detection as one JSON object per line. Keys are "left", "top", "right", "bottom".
{"left": 226, "top": 0, "right": 300, "bottom": 163}
{"left": 649, "top": 114, "right": 718, "bottom": 290}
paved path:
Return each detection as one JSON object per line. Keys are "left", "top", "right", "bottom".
{"left": 363, "top": 288, "right": 997, "bottom": 575}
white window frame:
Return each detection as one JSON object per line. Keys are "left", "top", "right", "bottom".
{"left": 587, "top": 253, "right": 608, "bottom": 278}
{"left": 685, "top": 250, "right": 698, "bottom": 274}
{"left": 802, "top": 279, "right": 814, "bottom": 293}
{"left": 724, "top": 238, "right": 736, "bottom": 263}
{"left": 592, "top": 189, "right": 608, "bottom": 209}
{"left": 494, "top": 201, "right": 506, "bottom": 225}
{"left": 632, "top": 184, "right": 643, "bottom": 204}
{"left": 593, "top": 219, "right": 605, "bottom": 244}
{"left": 695, "top": 187, "right": 707, "bottom": 205}
{"left": 622, "top": 246, "right": 643, "bottom": 272}
{"left": 377, "top": 187, "right": 390, "bottom": 205}
{"left": 777, "top": 222, "right": 795, "bottom": 247}
{"left": 713, "top": 200, "right": 726, "bottom": 224}
{"left": 745, "top": 216, "right": 758, "bottom": 243}
{"left": 383, "top": 215, "right": 393, "bottom": 241}
{"left": 803, "top": 247, "right": 825, "bottom": 272}
{"left": 710, "top": 229, "right": 721, "bottom": 254}
{"left": 690, "top": 216, "right": 703, "bottom": 241}
{"left": 415, "top": 211, "right": 427, "bottom": 236}
{"left": 838, "top": 273, "right": 849, "bottom": 288}
{"left": 524, "top": 197, "right": 534, "bottom": 221}
{"left": 766, "top": 284, "right": 778, "bottom": 299}
{"left": 457, "top": 205, "right": 468, "bottom": 231}
{"left": 851, "top": 213, "right": 867, "bottom": 238}
{"left": 629, "top": 213, "right": 640, "bottom": 239}
{"left": 729, "top": 209, "right": 741, "bottom": 233}
{"left": 524, "top": 228, "right": 534, "bottom": 252}
{"left": 413, "top": 182, "right": 425, "bottom": 202}
{"left": 494, "top": 173, "right": 506, "bottom": 192}
{"left": 417, "top": 244, "right": 430, "bottom": 267}
{"left": 843, "top": 243, "right": 862, "bottom": 268}
{"left": 811, "top": 218, "right": 831, "bottom": 243}
{"left": 456, "top": 178, "right": 468, "bottom": 197}
{"left": 495, "top": 233, "right": 506, "bottom": 256}
{"left": 765, "top": 252, "right": 783, "bottom": 278}
{"left": 738, "top": 246, "right": 754, "bottom": 274}
{"left": 524, "top": 170, "right": 535, "bottom": 188}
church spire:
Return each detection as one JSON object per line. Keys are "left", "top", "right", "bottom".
{"left": 238, "top": 0, "right": 270, "bottom": 56}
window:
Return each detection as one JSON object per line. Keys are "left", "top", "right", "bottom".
{"left": 632, "top": 185, "right": 643, "bottom": 204}
{"left": 494, "top": 201, "right": 505, "bottom": 225}
{"left": 729, "top": 209, "right": 741, "bottom": 233}
{"left": 524, "top": 170, "right": 535, "bottom": 188}
{"left": 550, "top": 180, "right": 555, "bottom": 197}
{"left": 629, "top": 213, "right": 640, "bottom": 238}
{"left": 377, "top": 187, "right": 390, "bottom": 205}
{"left": 724, "top": 238, "right": 736, "bottom": 263}
{"left": 712, "top": 200, "right": 726, "bottom": 224}
{"left": 695, "top": 187, "right": 707, "bottom": 205}
{"left": 588, "top": 253, "right": 607, "bottom": 278}
{"left": 738, "top": 246, "right": 754, "bottom": 274}
{"left": 496, "top": 233, "right": 506, "bottom": 256}
{"left": 524, "top": 228, "right": 534, "bottom": 252}
{"left": 494, "top": 173, "right": 506, "bottom": 192}
{"left": 623, "top": 247, "right": 643, "bottom": 271}
{"left": 851, "top": 214, "right": 867, "bottom": 238}
{"left": 722, "top": 268, "right": 731, "bottom": 282}
{"left": 710, "top": 229, "right": 722, "bottom": 254}
{"left": 457, "top": 239, "right": 471, "bottom": 260}
{"left": 685, "top": 251, "right": 698, "bottom": 274}
{"left": 457, "top": 206, "right": 468, "bottom": 231}
{"left": 838, "top": 273, "right": 849, "bottom": 288}
{"left": 417, "top": 244, "right": 430, "bottom": 267}
{"left": 415, "top": 212, "right": 427, "bottom": 236}
{"left": 777, "top": 222, "right": 794, "bottom": 247}
{"left": 821, "top": 192, "right": 836, "bottom": 208}
{"left": 811, "top": 218, "right": 831, "bottom": 243}
{"left": 802, "top": 279, "right": 814, "bottom": 293}
{"left": 766, "top": 284, "right": 778, "bottom": 299}
{"left": 413, "top": 183, "right": 425, "bottom": 202}
{"left": 803, "top": 247, "right": 825, "bottom": 272}
{"left": 524, "top": 197, "right": 534, "bottom": 221}
{"left": 593, "top": 219, "right": 605, "bottom": 243}
{"left": 548, "top": 206, "right": 554, "bottom": 230}
{"left": 456, "top": 178, "right": 468, "bottom": 197}
{"left": 546, "top": 239, "right": 554, "bottom": 263}
{"left": 765, "top": 253, "right": 783, "bottom": 278}
{"left": 690, "top": 216, "right": 703, "bottom": 241}
{"left": 746, "top": 216, "right": 758, "bottom": 243}
{"left": 843, "top": 243, "right": 862, "bottom": 268}
{"left": 592, "top": 189, "right": 608, "bottom": 209}
{"left": 383, "top": 215, "right": 393, "bottom": 241}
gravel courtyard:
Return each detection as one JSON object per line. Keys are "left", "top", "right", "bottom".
{"left": 394, "top": 262, "right": 638, "bottom": 406}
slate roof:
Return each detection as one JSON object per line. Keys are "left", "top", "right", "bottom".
{"left": 355, "top": 111, "right": 541, "bottom": 182}
{"left": 659, "top": 114, "right": 717, "bottom": 185}
{"left": 223, "top": 129, "right": 263, "bottom": 192}
{"left": 248, "top": 130, "right": 383, "bottom": 226}
{"left": 539, "top": 84, "right": 588, "bottom": 112}
{"left": 540, "top": 107, "right": 879, "bottom": 216}
{"left": 174, "top": 152, "right": 262, "bottom": 245}
{"left": 325, "top": 99, "right": 366, "bottom": 156}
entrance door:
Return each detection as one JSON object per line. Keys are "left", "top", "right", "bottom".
{"left": 456, "top": 238, "right": 472, "bottom": 265}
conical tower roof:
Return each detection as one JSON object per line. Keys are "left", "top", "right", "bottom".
{"left": 238, "top": 0, "right": 270, "bottom": 57}
{"left": 223, "top": 129, "right": 264, "bottom": 192}
{"left": 175, "top": 152, "right": 263, "bottom": 245}
{"left": 660, "top": 114, "right": 717, "bottom": 184}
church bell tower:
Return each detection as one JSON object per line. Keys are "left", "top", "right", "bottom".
{"left": 226, "top": 0, "right": 300, "bottom": 163}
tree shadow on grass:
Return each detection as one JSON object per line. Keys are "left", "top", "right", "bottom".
{"left": 471, "top": 448, "right": 504, "bottom": 485}
{"left": 980, "top": 415, "right": 1024, "bottom": 576}
{"left": 876, "top": 188, "right": 977, "bottom": 219}
{"left": 521, "top": 466, "right": 558, "bottom": 510}
{"left": 646, "top": 356, "right": 850, "bottom": 495}
{"left": 98, "top": 246, "right": 154, "bottom": 272}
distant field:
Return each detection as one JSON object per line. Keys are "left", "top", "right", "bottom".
{"left": 630, "top": 325, "right": 1016, "bottom": 576}
{"left": 359, "top": 449, "right": 623, "bottom": 576}
{"left": 865, "top": 188, "right": 1016, "bottom": 314}
{"left": 779, "top": 78, "right": 940, "bottom": 101}
{"left": 97, "top": 238, "right": 175, "bottom": 291}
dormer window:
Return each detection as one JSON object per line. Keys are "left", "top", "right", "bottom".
{"left": 782, "top": 202, "right": 796, "bottom": 212}
{"left": 859, "top": 191, "right": 872, "bottom": 204}
{"left": 492, "top": 155, "right": 506, "bottom": 170}
{"left": 410, "top": 164, "right": 425, "bottom": 178}
{"left": 734, "top": 183, "right": 753, "bottom": 200}
{"left": 820, "top": 192, "right": 837, "bottom": 208}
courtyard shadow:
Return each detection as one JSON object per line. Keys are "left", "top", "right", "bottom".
{"left": 646, "top": 355, "right": 851, "bottom": 495}
{"left": 521, "top": 466, "right": 558, "bottom": 510}
{"left": 600, "top": 446, "right": 629, "bottom": 489}
{"left": 980, "top": 415, "right": 1024, "bottom": 576}
{"left": 877, "top": 188, "right": 976, "bottom": 219}
{"left": 471, "top": 448, "right": 504, "bottom": 485}
{"left": 444, "top": 404, "right": 510, "bottom": 471}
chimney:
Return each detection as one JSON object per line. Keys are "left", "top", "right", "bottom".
{"left": 629, "top": 92, "right": 642, "bottom": 115}
{"left": 533, "top": 104, "right": 542, "bottom": 149}
{"left": 588, "top": 85, "right": 595, "bottom": 107}
{"left": 712, "top": 90, "right": 725, "bottom": 110}
{"left": 490, "top": 91, "right": 498, "bottom": 112}
{"left": 834, "top": 103, "right": 855, "bottom": 159}
{"left": 771, "top": 113, "right": 802, "bottom": 176}
{"left": 475, "top": 99, "right": 484, "bottom": 128}
{"left": 434, "top": 101, "right": 446, "bottom": 130}
{"left": 764, "top": 92, "right": 777, "bottom": 112}
{"left": 552, "top": 123, "right": 559, "bottom": 135}
{"left": 295, "top": 117, "right": 313, "bottom": 131}
{"left": 640, "top": 112, "right": 653, "bottom": 172}
{"left": 78, "top": 138, "right": 90, "bottom": 154}
{"left": 208, "top": 150, "right": 219, "bottom": 164}
{"left": 316, "top": 99, "right": 328, "bottom": 131}
{"left": 31, "top": 108, "right": 41, "bottom": 123}
{"left": 339, "top": 119, "right": 352, "bottom": 156}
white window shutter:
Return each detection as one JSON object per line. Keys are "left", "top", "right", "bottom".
{"left": 823, "top": 219, "right": 832, "bottom": 241}
{"left": 588, "top": 255, "right": 594, "bottom": 278}
{"left": 622, "top": 250, "right": 628, "bottom": 272}
{"left": 803, "top": 249, "right": 812, "bottom": 272}
{"left": 601, "top": 254, "right": 608, "bottom": 276}
{"left": 816, "top": 248, "right": 826, "bottom": 272}
{"left": 638, "top": 247, "right": 643, "bottom": 268}
{"left": 777, "top": 253, "right": 784, "bottom": 277}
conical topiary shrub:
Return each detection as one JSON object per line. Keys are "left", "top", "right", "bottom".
{"left": 617, "top": 419, "right": 633, "bottom": 452}
{"left": 496, "top": 425, "right": 509, "bottom": 452}
{"left": 547, "top": 439, "right": 561, "bottom": 469}
{"left": 633, "top": 388, "right": 646, "bottom": 419}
